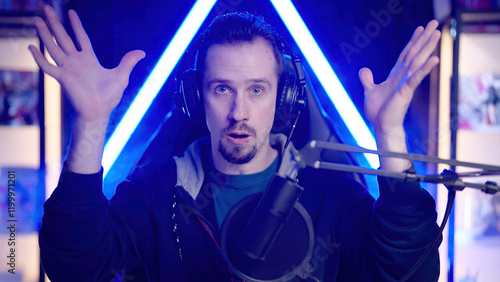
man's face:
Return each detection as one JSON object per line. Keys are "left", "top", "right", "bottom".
{"left": 202, "top": 37, "right": 278, "bottom": 166}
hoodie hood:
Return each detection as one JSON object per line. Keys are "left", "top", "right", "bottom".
{"left": 173, "top": 134, "right": 299, "bottom": 200}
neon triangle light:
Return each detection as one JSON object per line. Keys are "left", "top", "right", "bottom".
{"left": 103, "top": 0, "right": 379, "bottom": 179}
{"left": 270, "top": 0, "right": 379, "bottom": 168}
{"left": 102, "top": 0, "right": 218, "bottom": 178}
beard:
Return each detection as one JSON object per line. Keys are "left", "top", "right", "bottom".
{"left": 218, "top": 140, "right": 257, "bottom": 164}
{"left": 218, "top": 122, "right": 258, "bottom": 164}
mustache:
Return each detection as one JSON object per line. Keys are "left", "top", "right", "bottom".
{"left": 223, "top": 122, "right": 256, "bottom": 136}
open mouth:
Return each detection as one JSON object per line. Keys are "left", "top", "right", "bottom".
{"left": 226, "top": 132, "right": 252, "bottom": 144}
{"left": 229, "top": 133, "right": 250, "bottom": 138}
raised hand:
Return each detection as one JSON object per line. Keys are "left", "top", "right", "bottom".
{"left": 29, "top": 5, "right": 145, "bottom": 122}
{"left": 358, "top": 20, "right": 441, "bottom": 171}
{"left": 29, "top": 5, "right": 145, "bottom": 174}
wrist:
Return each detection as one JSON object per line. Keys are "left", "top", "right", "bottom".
{"left": 374, "top": 126, "right": 412, "bottom": 172}
{"left": 74, "top": 111, "right": 112, "bottom": 124}
{"left": 374, "top": 126, "right": 406, "bottom": 150}
{"left": 66, "top": 115, "right": 110, "bottom": 174}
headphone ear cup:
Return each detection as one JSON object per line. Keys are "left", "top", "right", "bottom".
{"left": 176, "top": 69, "right": 206, "bottom": 128}
{"left": 273, "top": 71, "right": 299, "bottom": 133}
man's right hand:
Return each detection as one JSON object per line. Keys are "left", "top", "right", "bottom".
{"left": 29, "top": 5, "right": 145, "bottom": 174}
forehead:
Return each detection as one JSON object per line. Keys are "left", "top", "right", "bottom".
{"left": 203, "top": 38, "right": 279, "bottom": 84}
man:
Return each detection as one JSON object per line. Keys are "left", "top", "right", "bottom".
{"left": 30, "top": 5, "right": 442, "bottom": 281}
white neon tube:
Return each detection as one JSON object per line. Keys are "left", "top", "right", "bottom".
{"left": 270, "top": 0, "right": 379, "bottom": 168}
{"left": 102, "top": 0, "right": 217, "bottom": 178}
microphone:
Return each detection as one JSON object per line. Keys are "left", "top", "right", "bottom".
{"left": 236, "top": 174, "right": 303, "bottom": 260}
{"left": 220, "top": 173, "right": 315, "bottom": 282}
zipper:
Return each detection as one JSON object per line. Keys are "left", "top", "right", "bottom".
{"left": 172, "top": 189, "right": 240, "bottom": 281}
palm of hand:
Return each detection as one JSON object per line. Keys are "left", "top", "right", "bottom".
{"left": 359, "top": 20, "right": 441, "bottom": 134}
{"left": 57, "top": 52, "right": 128, "bottom": 121}
{"left": 363, "top": 71, "right": 413, "bottom": 133}
{"left": 29, "top": 6, "right": 144, "bottom": 122}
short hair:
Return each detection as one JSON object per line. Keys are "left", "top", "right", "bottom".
{"left": 195, "top": 12, "right": 284, "bottom": 80}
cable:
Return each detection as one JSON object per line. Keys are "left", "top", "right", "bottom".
{"left": 283, "top": 108, "right": 302, "bottom": 155}
{"left": 398, "top": 189, "right": 456, "bottom": 282}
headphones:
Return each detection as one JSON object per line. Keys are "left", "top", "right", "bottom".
{"left": 174, "top": 37, "right": 306, "bottom": 134}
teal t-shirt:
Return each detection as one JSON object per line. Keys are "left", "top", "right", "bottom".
{"left": 207, "top": 156, "right": 279, "bottom": 227}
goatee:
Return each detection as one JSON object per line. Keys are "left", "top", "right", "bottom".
{"left": 218, "top": 122, "right": 257, "bottom": 164}
{"left": 218, "top": 140, "right": 257, "bottom": 164}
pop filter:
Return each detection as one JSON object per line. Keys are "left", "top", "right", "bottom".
{"left": 220, "top": 192, "right": 314, "bottom": 281}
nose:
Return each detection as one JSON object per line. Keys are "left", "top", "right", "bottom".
{"left": 229, "top": 92, "right": 249, "bottom": 122}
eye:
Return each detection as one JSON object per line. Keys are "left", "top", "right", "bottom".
{"left": 215, "top": 85, "right": 230, "bottom": 94}
{"left": 250, "top": 86, "right": 264, "bottom": 95}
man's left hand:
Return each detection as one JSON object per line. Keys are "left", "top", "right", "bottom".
{"left": 358, "top": 20, "right": 441, "bottom": 171}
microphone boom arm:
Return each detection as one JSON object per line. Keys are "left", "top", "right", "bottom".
{"left": 295, "top": 140, "right": 500, "bottom": 194}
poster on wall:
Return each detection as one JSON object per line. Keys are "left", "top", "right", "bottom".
{"left": 458, "top": 73, "right": 500, "bottom": 132}
{"left": 0, "top": 0, "right": 50, "bottom": 13}
{"left": 0, "top": 70, "right": 39, "bottom": 126}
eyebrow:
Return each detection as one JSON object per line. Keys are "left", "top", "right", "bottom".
{"left": 206, "top": 79, "right": 230, "bottom": 88}
{"left": 206, "top": 78, "right": 273, "bottom": 89}
{"left": 249, "top": 79, "right": 273, "bottom": 89}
